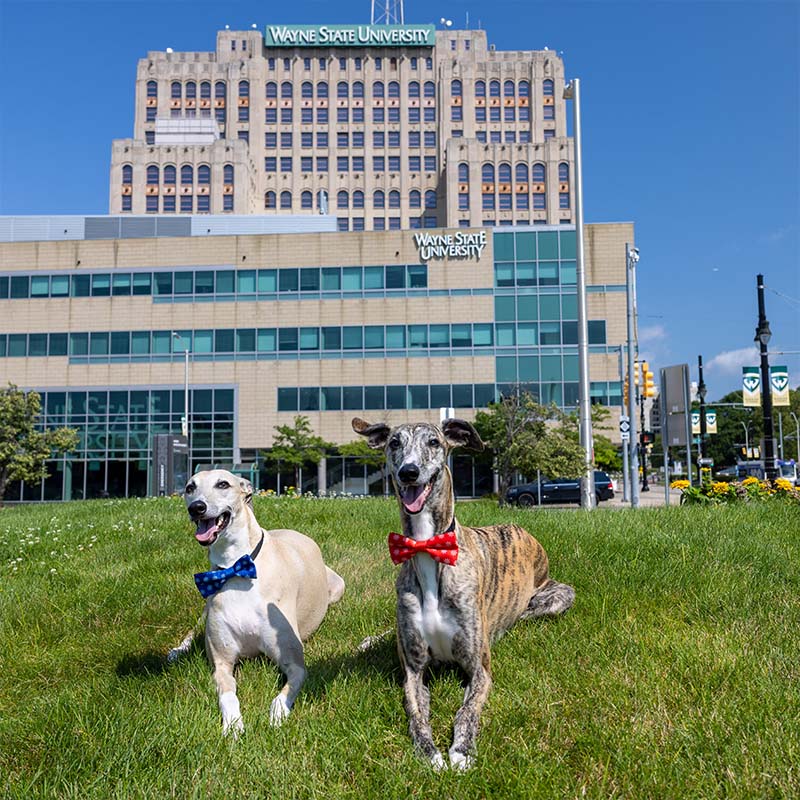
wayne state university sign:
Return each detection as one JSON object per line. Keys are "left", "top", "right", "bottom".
{"left": 265, "top": 24, "right": 436, "bottom": 48}
{"left": 413, "top": 231, "right": 487, "bottom": 261}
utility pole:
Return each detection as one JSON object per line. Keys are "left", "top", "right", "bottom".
{"left": 755, "top": 275, "right": 778, "bottom": 480}
{"left": 626, "top": 244, "right": 640, "bottom": 508}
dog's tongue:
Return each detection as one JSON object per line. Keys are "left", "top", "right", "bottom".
{"left": 402, "top": 484, "right": 430, "bottom": 514}
{"left": 195, "top": 518, "right": 220, "bottom": 544}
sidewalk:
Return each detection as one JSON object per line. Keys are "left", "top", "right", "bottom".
{"left": 606, "top": 485, "right": 682, "bottom": 508}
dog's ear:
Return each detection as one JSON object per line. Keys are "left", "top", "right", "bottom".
{"left": 352, "top": 417, "right": 391, "bottom": 450}
{"left": 442, "top": 418, "right": 484, "bottom": 452}
{"left": 239, "top": 478, "right": 254, "bottom": 507}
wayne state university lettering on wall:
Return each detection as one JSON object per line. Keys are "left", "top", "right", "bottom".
{"left": 413, "top": 231, "right": 487, "bottom": 261}
{"left": 265, "top": 25, "right": 436, "bottom": 47}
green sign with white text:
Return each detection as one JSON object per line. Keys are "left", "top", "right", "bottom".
{"left": 265, "top": 24, "right": 436, "bottom": 48}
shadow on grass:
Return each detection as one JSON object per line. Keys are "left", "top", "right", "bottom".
{"left": 116, "top": 635, "right": 205, "bottom": 678}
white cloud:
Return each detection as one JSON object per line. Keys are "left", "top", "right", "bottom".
{"left": 705, "top": 346, "right": 760, "bottom": 375}
{"left": 639, "top": 324, "right": 666, "bottom": 344}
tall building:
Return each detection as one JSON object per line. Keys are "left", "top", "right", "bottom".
{"left": 110, "top": 23, "right": 574, "bottom": 231}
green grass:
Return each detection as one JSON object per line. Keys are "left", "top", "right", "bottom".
{"left": 1, "top": 497, "right": 798, "bottom": 799}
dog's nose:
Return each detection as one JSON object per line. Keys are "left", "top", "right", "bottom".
{"left": 398, "top": 463, "right": 420, "bottom": 483}
{"left": 188, "top": 500, "right": 207, "bottom": 518}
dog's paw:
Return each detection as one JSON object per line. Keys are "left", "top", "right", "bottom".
{"left": 357, "top": 630, "right": 392, "bottom": 652}
{"left": 430, "top": 752, "right": 448, "bottom": 772}
{"left": 269, "top": 695, "right": 291, "bottom": 727}
{"left": 222, "top": 716, "right": 244, "bottom": 739}
{"left": 448, "top": 749, "right": 474, "bottom": 772}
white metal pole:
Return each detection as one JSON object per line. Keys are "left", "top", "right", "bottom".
{"left": 565, "top": 78, "right": 595, "bottom": 510}
{"left": 626, "top": 244, "right": 640, "bottom": 508}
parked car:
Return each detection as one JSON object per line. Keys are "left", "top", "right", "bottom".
{"left": 506, "top": 470, "right": 615, "bottom": 506}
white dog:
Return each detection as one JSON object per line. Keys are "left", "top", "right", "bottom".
{"left": 172, "top": 469, "right": 344, "bottom": 735}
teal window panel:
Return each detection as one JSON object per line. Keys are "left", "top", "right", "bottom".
{"left": 407, "top": 264, "right": 427, "bottom": 288}
{"left": 386, "top": 386, "right": 406, "bottom": 409}
{"left": 279, "top": 269, "right": 299, "bottom": 292}
{"left": 386, "top": 264, "right": 405, "bottom": 289}
{"left": 30, "top": 276, "right": 49, "bottom": 297}
{"left": 10, "top": 276, "right": 30, "bottom": 298}
{"left": 278, "top": 328, "right": 298, "bottom": 351}
{"left": 300, "top": 268, "right": 320, "bottom": 291}
{"left": 89, "top": 332, "right": 109, "bottom": 356}
{"left": 559, "top": 230, "right": 576, "bottom": 259}
{"left": 560, "top": 260, "right": 577, "bottom": 286}
{"left": 537, "top": 231, "right": 559, "bottom": 260}
{"left": 563, "top": 383, "right": 579, "bottom": 405}
{"left": 342, "top": 327, "right": 362, "bottom": 349}
{"left": 496, "top": 356, "right": 517, "bottom": 382}
{"left": 517, "top": 261, "right": 536, "bottom": 286}
{"left": 588, "top": 320, "right": 606, "bottom": 344}
{"left": 195, "top": 272, "right": 214, "bottom": 294}
{"left": 495, "top": 323, "right": 516, "bottom": 347}
{"left": 562, "top": 321, "right": 578, "bottom": 344}
{"left": 342, "top": 267, "right": 362, "bottom": 291}
{"left": 299, "top": 388, "right": 320, "bottom": 411}
{"left": 539, "top": 295, "right": 561, "bottom": 320}
{"left": 474, "top": 383, "right": 496, "bottom": 407}
{"left": 194, "top": 330, "right": 214, "bottom": 353}
{"left": 214, "top": 329, "right": 235, "bottom": 353}
{"left": 131, "top": 331, "right": 151, "bottom": 354}
{"left": 342, "top": 386, "right": 364, "bottom": 410}
{"left": 494, "top": 263, "right": 514, "bottom": 287}
{"left": 563, "top": 354, "right": 579, "bottom": 382}
{"left": 364, "top": 326, "right": 384, "bottom": 349}
{"left": 48, "top": 333, "right": 68, "bottom": 356}
{"left": 51, "top": 275, "right": 70, "bottom": 297}
{"left": 237, "top": 270, "right": 257, "bottom": 294}
{"left": 364, "top": 266, "right": 384, "bottom": 289}
{"left": 516, "top": 295, "right": 537, "bottom": 321}
{"left": 493, "top": 232, "right": 515, "bottom": 261}
{"left": 257, "top": 328, "right": 276, "bottom": 352}
{"left": 515, "top": 231, "right": 537, "bottom": 260}
{"left": 71, "top": 275, "right": 90, "bottom": 297}
{"left": 154, "top": 272, "right": 173, "bottom": 295}
{"left": 0, "top": 335, "right": 6, "bottom": 357}
{"left": 132, "top": 273, "right": 152, "bottom": 295}
{"left": 278, "top": 387, "right": 298, "bottom": 412}
{"left": 538, "top": 262, "right": 559, "bottom": 286}
{"left": 430, "top": 384, "right": 451, "bottom": 407}
{"left": 473, "top": 323, "right": 493, "bottom": 346}
{"left": 110, "top": 331, "right": 130, "bottom": 355}
{"left": 451, "top": 324, "right": 471, "bottom": 347}
{"left": 171, "top": 331, "right": 191, "bottom": 352}
{"left": 364, "top": 386, "right": 386, "bottom": 409}
{"left": 540, "top": 382, "right": 562, "bottom": 405}
{"left": 561, "top": 293, "right": 578, "bottom": 320}
{"left": 28, "top": 333, "right": 47, "bottom": 356}
{"left": 541, "top": 355, "right": 562, "bottom": 381}
{"left": 299, "top": 327, "right": 320, "bottom": 350}
{"left": 0, "top": 277, "right": 7, "bottom": 298}
{"left": 152, "top": 331, "right": 172, "bottom": 354}
{"left": 112, "top": 273, "right": 132, "bottom": 296}
{"left": 494, "top": 296, "right": 516, "bottom": 321}
{"left": 518, "top": 355, "right": 538, "bottom": 381}
{"left": 91, "top": 274, "right": 111, "bottom": 297}
{"left": 174, "top": 272, "right": 193, "bottom": 295}
{"left": 386, "top": 325, "right": 406, "bottom": 348}
{"left": 517, "top": 322, "right": 538, "bottom": 346}
{"left": 258, "top": 269, "right": 277, "bottom": 292}
{"left": 453, "top": 384, "right": 473, "bottom": 408}
{"left": 193, "top": 389, "right": 213, "bottom": 413}
{"left": 322, "top": 386, "right": 342, "bottom": 410}
{"left": 409, "top": 385, "right": 429, "bottom": 409}
{"left": 429, "top": 324, "right": 449, "bottom": 348}
{"left": 321, "top": 267, "right": 341, "bottom": 290}
{"left": 216, "top": 271, "right": 235, "bottom": 293}
{"left": 237, "top": 329, "right": 256, "bottom": 352}
{"left": 322, "top": 327, "right": 341, "bottom": 350}
{"left": 408, "top": 325, "right": 427, "bottom": 348}
{"left": 540, "top": 322, "right": 560, "bottom": 345}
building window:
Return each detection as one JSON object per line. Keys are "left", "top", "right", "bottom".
{"left": 281, "top": 132, "right": 293, "bottom": 149}
{"left": 280, "top": 157, "right": 292, "bottom": 172}
{"left": 353, "top": 81, "right": 364, "bottom": 98}
{"left": 163, "top": 165, "right": 176, "bottom": 185}
{"left": 489, "top": 106, "right": 501, "bottom": 122}
{"left": 373, "top": 107, "right": 384, "bottom": 123}
{"left": 373, "top": 80, "right": 384, "bottom": 98}
{"left": 337, "top": 156, "right": 349, "bottom": 172}
{"left": 544, "top": 129, "right": 555, "bottom": 140}
{"left": 388, "top": 156, "right": 400, "bottom": 171}
{"left": 337, "top": 190, "right": 349, "bottom": 209}
{"left": 409, "top": 156, "right": 421, "bottom": 172}
{"left": 458, "top": 162, "right": 469, "bottom": 182}
{"left": 319, "top": 58, "right": 326, "bottom": 70}
{"left": 408, "top": 131, "right": 420, "bottom": 148}
{"left": 408, "top": 107, "right": 420, "bottom": 123}
{"left": 352, "top": 156, "right": 364, "bottom": 172}
{"left": 424, "top": 131, "right": 436, "bottom": 148}
{"left": 280, "top": 81, "right": 292, "bottom": 99}
{"left": 559, "top": 163, "right": 570, "bottom": 181}
{"left": 504, "top": 106, "right": 515, "bottom": 122}
{"left": 424, "top": 190, "right": 436, "bottom": 208}
{"left": 337, "top": 218, "right": 349, "bottom": 231}
{"left": 265, "top": 157, "right": 277, "bottom": 172}
{"left": 373, "top": 156, "right": 385, "bottom": 172}
{"left": 238, "top": 105, "right": 249, "bottom": 122}
{"left": 559, "top": 192, "right": 570, "bottom": 209}
{"left": 516, "top": 193, "right": 529, "bottom": 210}
{"left": 215, "top": 81, "right": 226, "bottom": 98}
{"left": 266, "top": 82, "right": 277, "bottom": 99}
{"left": 339, "top": 57, "right": 347, "bottom": 70}
{"left": 424, "top": 81, "right": 435, "bottom": 98}
{"left": 409, "top": 190, "right": 421, "bottom": 208}
{"left": 223, "top": 164, "right": 234, "bottom": 185}
{"left": 425, "top": 57, "right": 432, "bottom": 70}
{"left": 519, "top": 106, "right": 530, "bottom": 122}
{"left": 317, "top": 107, "right": 328, "bottom": 123}
{"left": 239, "top": 80, "right": 249, "bottom": 98}
{"left": 515, "top": 163, "right": 528, "bottom": 182}
{"left": 180, "top": 195, "right": 193, "bottom": 212}
{"left": 476, "top": 131, "right": 486, "bottom": 143}
{"left": 280, "top": 191, "right": 292, "bottom": 209}
{"left": 532, "top": 163, "right": 546, "bottom": 183}
{"left": 316, "top": 156, "right": 328, "bottom": 172}
{"left": 451, "top": 106, "right": 462, "bottom": 122}
{"left": 373, "top": 190, "right": 385, "bottom": 208}
{"left": 337, "top": 107, "right": 349, "bottom": 123}
{"left": 180, "top": 165, "right": 193, "bottom": 185}
{"left": 146, "top": 195, "right": 158, "bottom": 213}
{"left": 543, "top": 79, "right": 554, "bottom": 96}
{"left": 162, "top": 194, "right": 175, "bottom": 213}
{"left": 533, "top": 193, "right": 546, "bottom": 210}
{"left": 301, "top": 191, "right": 313, "bottom": 209}
{"left": 301, "top": 81, "right": 313, "bottom": 98}
{"left": 147, "top": 165, "right": 160, "bottom": 185}
{"left": 281, "top": 107, "right": 293, "bottom": 123}
{"left": 423, "top": 107, "right": 435, "bottom": 122}
{"left": 543, "top": 105, "right": 554, "bottom": 120}
{"left": 373, "top": 217, "right": 385, "bottom": 230}
{"left": 388, "top": 130, "right": 400, "bottom": 147}
{"left": 409, "top": 81, "right": 420, "bottom": 98}
{"left": 424, "top": 156, "right": 436, "bottom": 172}
{"left": 198, "top": 165, "right": 210, "bottom": 184}
{"left": 265, "top": 108, "right": 277, "bottom": 123}
{"left": 301, "top": 108, "right": 313, "bottom": 123}
{"left": 268, "top": 58, "right": 275, "bottom": 71}
{"left": 352, "top": 191, "right": 364, "bottom": 209}
{"left": 458, "top": 193, "right": 469, "bottom": 210}
{"left": 171, "top": 81, "right": 182, "bottom": 99}
{"left": 475, "top": 80, "right": 485, "bottom": 98}
{"left": 388, "top": 190, "right": 400, "bottom": 208}
{"left": 317, "top": 132, "right": 328, "bottom": 147}
{"left": 475, "top": 106, "right": 486, "bottom": 123}
{"left": 301, "top": 157, "right": 313, "bottom": 172}
{"left": 337, "top": 81, "right": 349, "bottom": 98}
{"left": 317, "top": 81, "right": 328, "bottom": 98}
{"left": 373, "top": 131, "right": 385, "bottom": 148}
{"left": 409, "top": 57, "right": 417, "bottom": 70}
{"left": 265, "top": 191, "right": 276, "bottom": 209}
{"left": 197, "top": 195, "right": 210, "bottom": 213}
{"left": 145, "top": 130, "right": 155, "bottom": 144}
{"left": 482, "top": 193, "right": 495, "bottom": 210}
{"left": 283, "top": 58, "right": 290, "bottom": 70}
{"left": 450, "top": 39, "right": 456, "bottom": 51}
{"left": 451, "top": 79, "right": 462, "bottom": 97}
{"left": 375, "top": 56, "right": 383, "bottom": 70}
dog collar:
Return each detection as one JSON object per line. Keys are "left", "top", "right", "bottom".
{"left": 194, "top": 532, "right": 265, "bottom": 598}
{"left": 388, "top": 519, "right": 458, "bottom": 566}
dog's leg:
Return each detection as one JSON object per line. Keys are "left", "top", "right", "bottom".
{"left": 267, "top": 621, "right": 307, "bottom": 726}
{"left": 521, "top": 579, "right": 576, "bottom": 619}
{"left": 212, "top": 660, "right": 244, "bottom": 738}
{"left": 449, "top": 641, "right": 493, "bottom": 771}
{"left": 167, "top": 609, "right": 207, "bottom": 663}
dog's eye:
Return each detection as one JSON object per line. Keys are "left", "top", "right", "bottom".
{"left": 389, "top": 437, "right": 401, "bottom": 450}
{"left": 185, "top": 483, "right": 195, "bottom": 494}
{"left": 215, "top": 480, "right": 230, "bottom": 490}
{"left": 428, "top": 438, "right": 441, "bottom": 448}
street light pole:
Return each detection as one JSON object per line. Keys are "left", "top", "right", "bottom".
{"left": 741, "top": 421, "right": 750, "bottom": 458}
{"left": 754, "top": 274, "right": 778, "bottom": 480}
{"left": 563, "top": 78, "right": 595, "bottom": 509}
{"left": 618, "top": 345, "right": 629, "bottom": 503}
{"left": 697, "top": 355, "right": 707, "bottom": 465}
{"left": 172, "top": 332, "right": 190, "bottom": 440}
{"left": 626, "top": 243, "right": 640, "bottom": 508}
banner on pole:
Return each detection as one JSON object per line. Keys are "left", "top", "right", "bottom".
{"left": 742, "top": 367, "right": 761, "bottom": 407}
{"left": 691, "top": 411, "right": 700, "bottom": 435}
{"left": 705, "top": 410, "right": 717, "bottom": 434}
{"left": 770, "top": 366, "right": 790, "bottom": 407}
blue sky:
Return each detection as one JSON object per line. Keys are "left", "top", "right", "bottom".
{"left": 1, "top": 0, "right": 797, "bottom": 402}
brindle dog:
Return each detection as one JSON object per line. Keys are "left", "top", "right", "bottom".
{"left": 353, "top": 417, "right": 574, "bottom": 770}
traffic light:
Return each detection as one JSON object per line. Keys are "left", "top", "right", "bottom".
{"left": 642, "top": 361, "right": 656, "bottom": 398}
{"left": 623, "top": 377, "right": 629, "bottom": 406}
{"left": 633, "top": 361, "right": 641, "bottom": 386}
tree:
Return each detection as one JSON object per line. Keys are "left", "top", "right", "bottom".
{"left": 473, "top": 390, "right": 583, "bottom": 505}
{"left": 0, "top": 384, "right": 79, "bottom": 502}
{"left": 260, "top": 415, "right": 333, "bottom": 490}
{"left": 338, "top": 438, "right": 388, "bottom": 493}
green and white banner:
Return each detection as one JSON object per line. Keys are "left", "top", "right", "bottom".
{"left": 770, "top": 365, "right": 790, "bottom": 407}
{"left": 742, "top": 366, "right": 760, "bottom": 407}
{"left": 691, "top": 411, "right": 700, "bottom": 435}
{"left": 706, "top": 410, "right": 717, "bottom": 434}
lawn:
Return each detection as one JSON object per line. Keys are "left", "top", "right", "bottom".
{"left": 1, "top": 497, "right": 798, "bottom": 799}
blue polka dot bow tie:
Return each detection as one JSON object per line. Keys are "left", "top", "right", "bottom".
{"left": 194, "top": 553, "right": 258, "bottom": 598}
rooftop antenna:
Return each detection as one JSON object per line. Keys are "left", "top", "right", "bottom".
{"left": 371, "top": 0, "right": 404, "bottom": 24}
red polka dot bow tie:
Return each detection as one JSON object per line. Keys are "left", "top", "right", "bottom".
{"left": 388, "top": 530, "right": 459, "bottom": 566}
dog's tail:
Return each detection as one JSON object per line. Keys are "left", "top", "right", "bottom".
{"left": 522, "top": 579, "right": 575, "bottom": 619}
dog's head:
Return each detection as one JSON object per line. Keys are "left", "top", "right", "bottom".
{"left": 352, "top": 417, "right": 483, "bottom": 515}
{"left": 184, "top": 469, "right": 254, "bottom": 547}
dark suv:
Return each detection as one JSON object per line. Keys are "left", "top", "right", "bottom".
{"left": 506, "top": 470, "right": 615, "bottom": 506}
